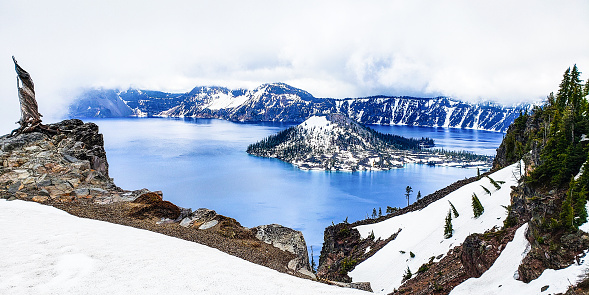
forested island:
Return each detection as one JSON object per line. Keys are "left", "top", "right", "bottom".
{"left": 247, "top": 113, "right": 492, "bottom": 171}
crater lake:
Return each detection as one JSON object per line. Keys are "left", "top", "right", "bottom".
{"left": 90, "top": 117, "right": 504, "bottom": 261}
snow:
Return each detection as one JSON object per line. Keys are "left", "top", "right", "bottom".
{"left": 349, "top": 161, "right": 523, "bottom": 293}
{"left": 301, "top": 116, "right": 332, "bottom": 130}
{"left": 576, "top": 160, "right": 587, "bottom": 180}
{"left": 204, "top": 93, "right": 249, "bottom": 110}
{"left": 0, "top": 199, "right": 364, "bottom": 295}
{"left": 451, "top": 223, "right": 589, "bottom": 295}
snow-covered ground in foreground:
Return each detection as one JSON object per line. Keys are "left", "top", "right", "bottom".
{"left": 451, "top": 222, "right": 589, "bottom": 295}
{"left": 0, "top": 200, "right": 365, "bottom": 295}
{"left": 350, "top": 161, "right": 524, "bottom": 293}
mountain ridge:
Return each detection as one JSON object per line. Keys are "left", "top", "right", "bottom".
{"left": 69, "top": 83, "right": 530, "bottom": 132}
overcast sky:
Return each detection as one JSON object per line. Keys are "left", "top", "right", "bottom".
{"left": 0, "top": 0, "right": 588, "bottom": 134}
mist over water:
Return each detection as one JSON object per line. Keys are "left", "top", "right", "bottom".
{"left": 92, "top": 117, "right": 504, "bottom": 257}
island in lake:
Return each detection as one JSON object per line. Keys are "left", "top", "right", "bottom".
{"left": 247, "top": 113, "right": 492, "bottom": 171}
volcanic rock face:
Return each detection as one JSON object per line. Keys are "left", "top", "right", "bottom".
{"left": 0, "top": 119, "right": 122, "bottom": 203}
{"left": 251, "top": 224, "right": 315, "bottom": 278}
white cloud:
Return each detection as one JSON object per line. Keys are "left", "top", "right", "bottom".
{"left": 0, "top": 0, "right": 588, "bottom": 133}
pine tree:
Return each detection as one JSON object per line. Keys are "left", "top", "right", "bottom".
{"left": 481, "top": 185, "right": 491, "bottom": 195}
{"left": 378, "top": 207, "right": 382, "bottom": 217}
{"left": 405, "top": 186, "right": 413, "bottom": 207}
{"left": 444, "top": 210, "right": 453, "bottom": 238}
{"left": 403, "top": 266, "right": 412, "bottom": 281}
{"left": 560, "top": 191, "right": 575, "bottom": 230}
{"left": 417, "top": 191, "right": 422, "bottom": 201}
{"left": 448, "top": 201, "right": 459, "bottom": 218}
{"left": 486, "top": 176, "right": 501, "bottom": 190}
{"left": 472, "top": 193, "right": 484, "bottom": 218}
{"left": 310, "top": 246, "right": 316, "bottom": 273}
{"left": 372, "top": 208, "right": 377, "bottom": 219}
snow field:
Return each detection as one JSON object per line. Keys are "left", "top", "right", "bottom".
{"left": 349, "top": 161, "right": 524, "bottom": 293}
{"left": 0, "top": 199, "right": 365, "bottom": 295}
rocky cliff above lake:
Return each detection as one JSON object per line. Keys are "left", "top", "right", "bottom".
{"left": 0, "top": 119, "right": 314, "bottom": 279}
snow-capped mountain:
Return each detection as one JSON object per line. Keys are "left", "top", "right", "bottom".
{"left": 68, "top": 83, "right": 529, "bottom": 132}
{"left": 247, "top": 114, "right": 491, "bottom": 171}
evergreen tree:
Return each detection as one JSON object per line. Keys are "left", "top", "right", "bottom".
{"left": 560, "top": 190, "right": 575, "bottom": 231}
{"left": 310, "top": 246, "right": 316, "bottom": 273}
{"left": 448, "top": 201, "right": 459, "bottom": 218}
{"left": 405, "top": 186, "right": 413, "bottom": 207}
{"left": 417, "top": 191, "right": 422, "bottom": 201}
{"left": 372, "top": 208, "right": 377, "bottom": 219}
{"left": 378, "top": 207, "right": 382, "bottom": 217}
{"left": 486, "top": 176, "right": 501, "bottom": 190}
{"left": 472, "top": 193, "right": 484, "bottom": 218}
{"left": 481, "top": 185, "right": 491, "bottom": 195}
{"left": 444, "top": 209, "right": 453, "bottom": 239}
{"left": 403, "top": 266, "right": 412, "bottom": 281}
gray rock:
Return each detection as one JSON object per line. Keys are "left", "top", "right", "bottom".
{"left": 74, "top": 188, "right": 90, "bottom": 196}
{"left": 179, "top": 217, "right": 193, "bottom": 228}
{"left": 62, "top": 153, "right": 79, "bottom": 163}
{"left": 192, "top": 208, "right": 217, "bottom": 223}
{"left": 251, "top": 224, "right": 314, "bottom": 277}
{"left": 199, "top": 220, "right": 218, "bottom": 230}
{"left": 8, "top": 181, "right": 21, "bottom": 193}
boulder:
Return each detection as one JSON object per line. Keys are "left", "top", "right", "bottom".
{"left": 252, "top": 224, "right": 314, "bottom": 277}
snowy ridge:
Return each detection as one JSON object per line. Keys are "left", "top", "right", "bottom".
{"left": 0, "top": 199, "right": 364, "bottom": 295}
{"left": 69, "top": 83, "right": 530, "bottom": 132}
{"left": 349, "top": 161, "right": 523, "bottom": 293}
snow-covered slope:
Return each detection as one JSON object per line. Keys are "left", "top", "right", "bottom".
{"left": 450, "top": 223, "right": 589, "bottom": 295}
{"left": 0, "top": 199, "right": 364, "bottom": 295}
{"left": 349, "top": 161, "right": 523, "bottom": 293}
{"left": 346, "top": 160, "right": 589, "bottom": 294}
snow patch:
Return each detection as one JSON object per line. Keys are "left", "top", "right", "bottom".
{"left": 0, "top": 199, "right": 364, "bottom": 295}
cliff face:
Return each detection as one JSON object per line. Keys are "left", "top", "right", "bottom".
{"left": 0, "top": 119, "right": 314, "bottom": 279}
{"left": 0, "top": 119, "right": 117, "bottom": 203}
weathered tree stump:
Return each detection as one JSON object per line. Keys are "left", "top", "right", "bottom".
{"left": 10, "top": 56, "right": 58, "bottom": 137}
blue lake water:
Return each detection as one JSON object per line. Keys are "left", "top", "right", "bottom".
{"left": 90, "top": 117, "right": 504, "bottom": 260}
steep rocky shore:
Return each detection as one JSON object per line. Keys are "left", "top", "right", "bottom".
{"left": 0, "top": 119, "right": 314, "bottom": 279}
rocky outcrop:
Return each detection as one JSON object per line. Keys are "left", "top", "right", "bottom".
{"left": 252, "top": 224, "right": 315, "bottom": 278}
{"left": 317, "top": 222, "right": 400, "bottom": 284}
{"left": 392, "top": 226, "right": 519, "bottom": 295}
{"left": 0, "top": 119, "right": 120, "bottom": 203}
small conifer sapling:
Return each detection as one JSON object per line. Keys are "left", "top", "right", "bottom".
{"left": 448, "top": 201, "right": 459, "bottom": 218}
{"left": 481, "top": 185, "right": 491, "bottom": 195}
{"left": 444, "top": 210, "right": 453, "bottom": 238}
{"left": 472, "top": 193, "right": 484, "bottom": 218}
